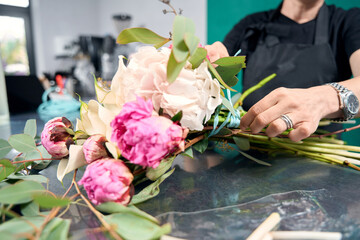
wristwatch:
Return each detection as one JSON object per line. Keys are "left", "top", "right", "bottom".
{"left": 327, "top": 82, "right": 359, "bottom": 121}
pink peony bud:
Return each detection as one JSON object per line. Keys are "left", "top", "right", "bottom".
{"left": 41, "top": 117, "right": 74, "bottom": 158}
{"left": 78, "top": 158, "right": 134, "bottom": 205}
{"left": 83, "top": 134, "right": 110, "bottom": 163}
{"left": 111, "top": 98, "right": 188, "bottom": 169}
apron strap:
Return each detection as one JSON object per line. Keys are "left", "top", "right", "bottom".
{"left": 314, "top": 3, "right": 329, "bottom": 45}
{"left": 241, "top": 1, "right": 329, "bottom": 51}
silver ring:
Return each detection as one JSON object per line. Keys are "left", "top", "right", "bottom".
{"left": 280, "top": 114, "right": 294, "bottom": 129}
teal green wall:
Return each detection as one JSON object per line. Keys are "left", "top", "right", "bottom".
{"left": 207, "top": 0, "right": 360, "bottom": 146}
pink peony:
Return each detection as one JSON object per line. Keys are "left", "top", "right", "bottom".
{"left": 112, "top": 46, "right": 222, "bottom": 131}
{"left": 110, "top": 96, "right": 153, "bottom": 143}
{"left": 41, "top": 117, "right": 74, "bottom": 158}
{"left": 78, "top": 158, "right": 134, "bottom": 205}
{"left": 83, "top": 134, "right": 110, "bottom": 163}
{"left": 111, "top": 98, "right": 187, "bottom": 168}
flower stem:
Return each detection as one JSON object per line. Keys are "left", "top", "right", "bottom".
{"left": 234, "top": 73, "right": 276, "bottom": 108}
{"left": 73, "top": 171, "right": 123, "bottom": 240}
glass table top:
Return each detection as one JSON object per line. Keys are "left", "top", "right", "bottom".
{"left": 2, "top": 113, "right": 360, "bottom": 239}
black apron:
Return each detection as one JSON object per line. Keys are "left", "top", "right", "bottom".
{"left": 241, "top": 3, "right": 339, "bottom": 111}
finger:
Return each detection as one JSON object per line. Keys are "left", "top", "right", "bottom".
{"left": 246, "top": 101, "right": 290, "bottom": 133}
{"left": 240, "top": 90, "right": 283, "bottom": 131}
{"left": 265, "top": 114, "right": 296, "bottom": 137}
{"left": 288, "top": 122, "right": 318, "bottom": 142}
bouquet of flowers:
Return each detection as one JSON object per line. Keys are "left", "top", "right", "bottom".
{"left": 1, "top": 1, "right": 360, "bottom": 239}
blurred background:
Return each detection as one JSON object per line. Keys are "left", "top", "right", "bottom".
{"left": 0, "top": 0, "right": 359, "bottom": 144}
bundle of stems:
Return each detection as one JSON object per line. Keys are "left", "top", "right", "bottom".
{"left": 182, "top": 73, "right": 360, "bottom": 171}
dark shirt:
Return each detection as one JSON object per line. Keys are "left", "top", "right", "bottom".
{"left": 223, "top": 5, "right": 360, "bottom": 81}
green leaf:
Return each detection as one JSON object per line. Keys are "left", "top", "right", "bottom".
{"left": 172, "top": 16, "right": 195, "bottom": 63}
{"left": 64, "top": 127, "right": 75, "bottom": 135}
{"left": 193, "top": 138, "right": 209, "bottom": 154}
{"left": 182, "top": 147, "right": 193, "bottom": 158}
{"left": 0, "top": 180, "right": 45, "bottom": 204}
{"left": 0, "top": 159, "right": 16, "bottom": 182}
{"left": 131, "top": 168, "right": 175, "bottom": 205}
{"left": 13, "top": 156, "right": 32, "bottom": 173}
{"left": 171, "top": 111, "right": 183, "bottom": 123}
{"left": 206, "top": 58, "right": 236, "bottom": 92}
{"left": 8, "top": 134, "right": 37, "bottom": 153}
{"left": 220, "top": 96, "right": 237, "bottom": 117}
{"left": 167, "top": 50, "right": 187, "bottom": 83}
{"left": 117, "top": 27, "right": 169, "bottom": 47}
{"left": 24, "top": 119, "right": 37, "bottom": 138}
{"left": 97, "top": 202, "right": 158, "bottom": 224}
{"left": 184, "top": 32, "right": 199, "bottom": 56}
{"left": 74, "top": 130, "right": 89, "bottom": 140}
{"left": 214, "top": 56, "right": 246, "bottom": 66}
{"left": 0, "top": 216, "right": 44, "bottom": 235}
{"left": 33, "top": 193, "right": 71, "bottom": 208}
{"left": 40, "top": 218, "right": 71, "bottom": 240}
{"left": 233, "top": 136, "right": 250, "bottom": 151}
{"left": 238, "top": 150, "right": 272, "bottom": 166}
{"left": 25, "top": 145, "right": 52, "bottom": 170}
{"left": 215, "top": 65, "right": 242, "bottom": 87}
{"left": 216, "top": 128, "right": 233, "bottom": 136}
{"left": 146, "top": 156, "right": 175, "bottom": 181}
{"left": 0, "top": 139, "right": 12, "bottom": 159}
{"left": 104, "top": 212, "right": 171, "bottom": 240}
{"left": 0, "top": 231, "right": 13, "bottom": 239}
{"left": 188, "top": 47, "right": 207, "bottom": 69}
{"left": 7, "top": 173, "right": 48, "bottom": 183}
{"left": 21, "top": 201, "right": 40, "bottom": 217}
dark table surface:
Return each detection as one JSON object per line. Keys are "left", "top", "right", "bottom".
{"left": 1, "top": 112, "right": 360, "bottom": 240}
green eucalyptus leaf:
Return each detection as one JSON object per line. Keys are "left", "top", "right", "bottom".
{"left": 40, "top": 218, "right": 71, "bottom": 240}
{"left": 146, "top": 156, "right": 175, "bottom": 181}
{"left": 33, "top": 193, "right": 71, "bottom": 208}
{"left": 172, "top": 15, "right": 195, "bottom": 62}
{"left": 171, "top": 111, "right": 183, "bottom": 123}
{"left": 7, "top": 173, "right": 48, "bottom": 183}
{"left": 233, "top": 136, "right": 250, "bottom": 151}
{"left": 184, "top": 32, "right": 199, "bottom": 56}
{"left": 0, "top": 216, "right": 44, "bottom": 235}
{"left": 8, "top": 134, "right": 37, "bottom": 153}
{"left": 117, "top": 27, "right": 169, "bottom": 47}
{"left": 25, "top": 145, "right": 52, "bottom": 170}
{"left": 0, "top": 139, "right": 12, "bottom": 159}
{"left": 97, "top": 202, "right": 158, "bottom": 224}
{"left": 167, "top": 50, "right": 187, "bottom": 83}
{"left": 21, "top": 201, "right": 40, "bottom": 217}
{"left": 104, "top": 212, "right": 171, "bottom": 240}
{"left": 214, "top": 56, "right": 246, "bottom": 66}
{"left": 0, "top": 159, "right": 16, "bottom": 182}
{"left": 0, "top": 180, "right": 45, "bottom": 204}
{"left": 193, "top": 138, "right": 209, "bottom": 153}
{"left": 0, "top": 231, "right": 13, "bottom": 239}
{"left": 182, "top": 147, "right": 193, "bottom": 158}
{"left": 238, "top": 150, "right": 271, "bottom": 166}
{"left": 13, "top": 156, "right": 32, "bottom": 173}
{"left": 131, "top": 168, "right": 175, "bottom": 205}
{"left": 188, "top": 47, "right": 207, "bottom": 69}
{"left": 153, "top": 38, "right": 171, "bottom": 49}
{"left": 24, "top": 119, "right": 37, "bottom": 138}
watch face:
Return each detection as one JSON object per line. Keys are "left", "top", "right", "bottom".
{"left": 345, "top": 94, "right": 360, "bottom": 115}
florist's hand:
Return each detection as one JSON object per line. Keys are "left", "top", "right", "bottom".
{"left": 204, "top": 41, "right": 229, "bottom": 63}
{"left": 239, "top": 86, "right": 341, "bottom": 142}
